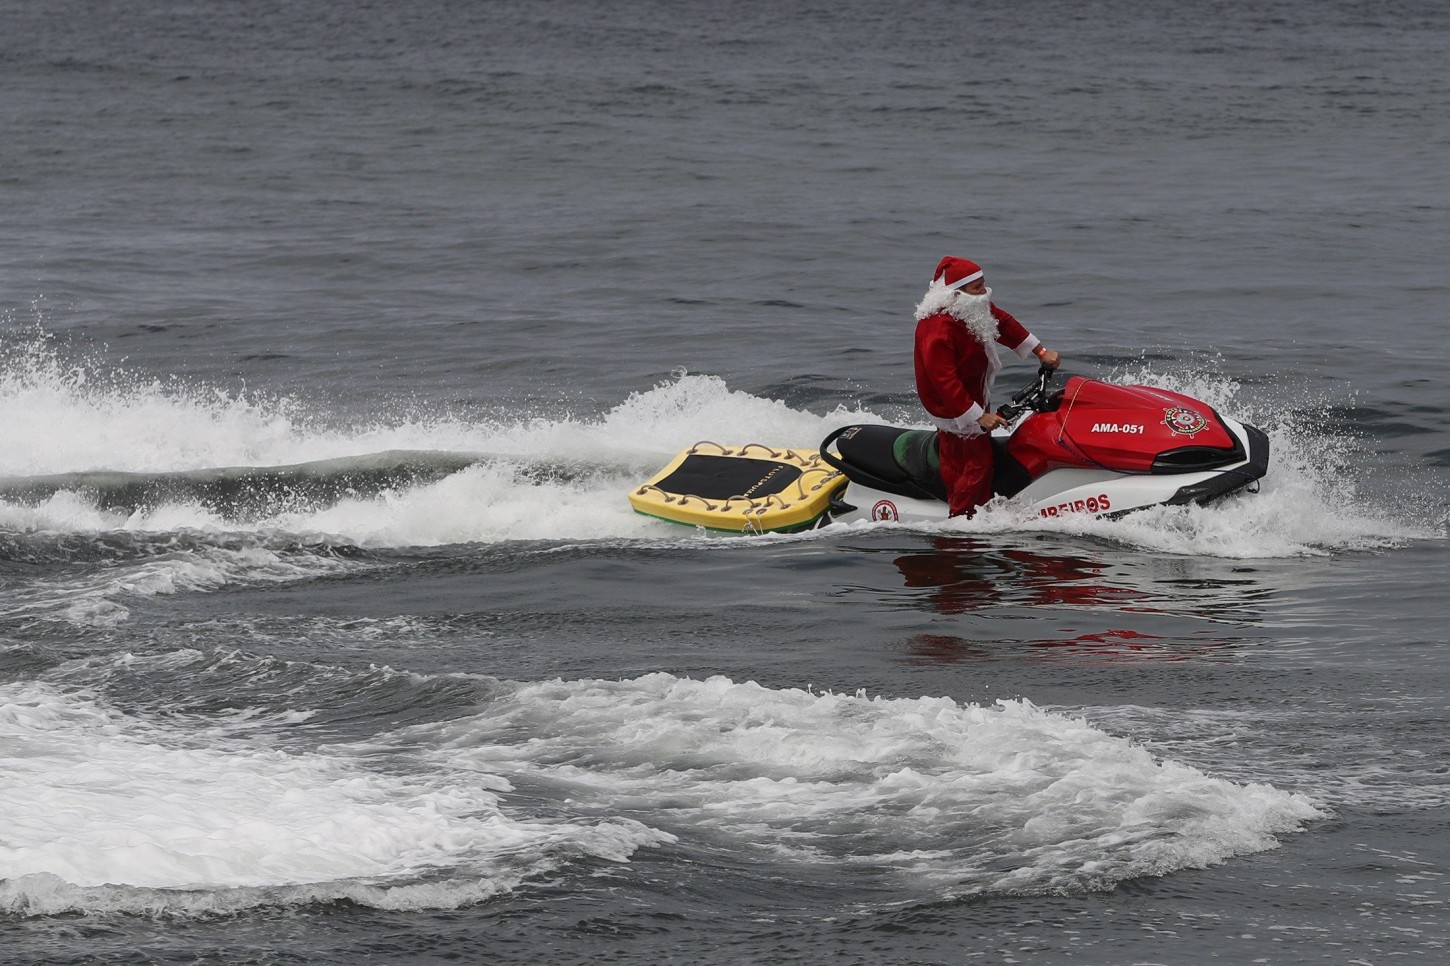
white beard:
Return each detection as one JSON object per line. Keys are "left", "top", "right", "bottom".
{"left": 913, "top": 281, "right": 999, "bottom": 346}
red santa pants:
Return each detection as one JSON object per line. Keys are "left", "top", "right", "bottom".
{"left": 938, "top": 431, "right": 994, "bottom": 518}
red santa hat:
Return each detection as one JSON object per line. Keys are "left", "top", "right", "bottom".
{"left": 932, "top": 256, "right": 984, "bottom": 291}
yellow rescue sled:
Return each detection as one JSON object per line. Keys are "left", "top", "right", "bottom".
{"left": 629, "top": 442, "right": 847, "bottom": 533}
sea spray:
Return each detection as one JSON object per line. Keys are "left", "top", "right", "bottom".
{"left": 1, "top": 335, "right": 1421, "bottom": 555}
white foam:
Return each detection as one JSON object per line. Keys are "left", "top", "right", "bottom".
{"left": 0, "top": 542, "right": 358, "bottom": 627}
{"left": 0, "top": 335, "right": 836, "bottom": 478}
{"left": 0, "top": 355, "right": 865, "bottom": 548}
{"left": 1, "top": 332, "right": 1430, "bottom": 556}
{"left": 928, "top": 363, "right": 1437, "bottom": 557}
{"left": 598, "top": 368, "right": 852, "bottom": 460}
{"left": 264, "top": 461, "right": 654, "bottom": 547}
{"left": 0, "top": 328, "right": 495, "bottom": 474}
{"left": 396, "top": 673, "right": 1325, "bottom": 899}
{"left": 0, "top": 681, "right": 673, "bottom": 916}
{"left": 1080, "top": 703, "right": 1450, "bottom": 814}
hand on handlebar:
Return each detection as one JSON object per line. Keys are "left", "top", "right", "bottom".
{"left": 1037, "top": 348, "right": 1061, "bottom": 370}
{"left": 977, "top": 411, "right": 1008, "bottom": 432}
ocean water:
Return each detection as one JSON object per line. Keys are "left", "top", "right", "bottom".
{"left": 2, "top": 1, "right": 1448, "bottom": 963}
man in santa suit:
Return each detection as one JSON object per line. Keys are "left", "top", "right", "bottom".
{"left": 913, "top": 256, "right": 1061, "bottom": 517}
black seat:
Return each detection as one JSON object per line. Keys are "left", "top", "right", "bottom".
{"left": 822, "top": 425, "right": 946, "bottom": 501}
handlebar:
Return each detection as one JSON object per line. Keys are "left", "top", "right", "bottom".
{"left": 996, "top": 364, "right": 1058, "bottom": 422}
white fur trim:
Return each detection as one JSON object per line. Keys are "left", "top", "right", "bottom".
{"left": 929, "top": 402, "right": 987, "bottom": 437}
{"left": 1012, "top": 334, "right": 1042, "bottom": 359}
{"left": 942, "top": 269, "right": 983, "bottom": 290}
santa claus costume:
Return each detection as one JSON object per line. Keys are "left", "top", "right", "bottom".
{"left": 913, "top": 256, "right": 1045, "bottom": 517}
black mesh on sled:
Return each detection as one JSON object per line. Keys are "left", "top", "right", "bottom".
{"left": 654, "top": 454, "right": 804, "bottom": 500}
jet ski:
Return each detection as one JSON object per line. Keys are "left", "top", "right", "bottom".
{"left": 629, "top": 367, "right": 1269, "bottom": 533}
{"left": 820, "top": 365, "right": 1269, "bottom": 525}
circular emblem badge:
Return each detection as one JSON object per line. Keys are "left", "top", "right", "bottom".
{"left": 871, "top": 499, "right": 899, "bottom": 522}
{"left": 1162, "top": 406, "right": 1209, "bottom": 437}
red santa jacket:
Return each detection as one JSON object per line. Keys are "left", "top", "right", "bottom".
{"left": 914, "top": 303, "right": 1041, "bottom": 437}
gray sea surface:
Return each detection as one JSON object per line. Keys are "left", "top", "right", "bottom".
{"left": 2, "top": 1, "right": 1448, "bottom": 963}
